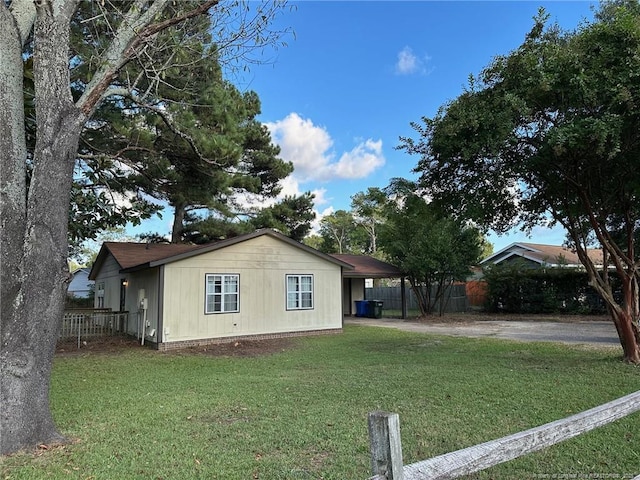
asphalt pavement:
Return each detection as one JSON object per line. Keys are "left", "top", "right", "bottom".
{"left": 345, "top": 317, "right": 620, "bottom": 347}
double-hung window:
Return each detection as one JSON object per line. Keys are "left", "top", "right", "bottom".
{"left": 205, "top": 274, "right": 239, "bottom": 314}
{"left": 286, "top": 274, "right": 313, "bottom": 310}
{"left": 96, "top": 282, "right": 105, "bottom": 308}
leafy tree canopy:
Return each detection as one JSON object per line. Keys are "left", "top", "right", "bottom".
{"left": 378, "top": 178, "right": 484, "bottom": 316}
{"left": 318, "top": 209, "right": 368, "bottom": 254}
{"left": 181, "top": 192, "right": 316, "bottom": 243}
{"left": 66, "top": 4, "right": 296, "bottom": 245}
{"left": 400, "top": 1, "right": 640, "bottom": 361}
{"left": 350, "top": 187, "right": 387, "bottom": 256}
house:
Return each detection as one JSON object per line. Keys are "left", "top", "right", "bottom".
{"left": 480, "top": 242, "right": 603, "bottom": 269}
{"left": 67, "top": 267, "right": 94, "bottom": 298}
{"left": 89, "top": 229, "right": 353, "bottom": 350}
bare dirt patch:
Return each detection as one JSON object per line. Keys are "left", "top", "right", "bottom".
{"left": 168, "top": 338, "right": 296, "bottom": 358}
{"left": 55, "top": 336, "right": 142, "bottom": 356}
{"left": 55, "top": 335, "right": 296, "bottom": 358}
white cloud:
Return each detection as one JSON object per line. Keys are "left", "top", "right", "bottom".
{"left": 266, "top": 113, "right": 385, "bottom": 183}
{"left": 310, "top": 187, "right": 329, "bottom": 206}
{"left": 396, "top": 46, "right": 418, "bottom": 74}
{"left": 272, "top": 176, "right": 332, "bottom": 234}
{"left": 271, "top": 176, "right": 329, "bottom": 207}
{"left": 277, "top": 175, "right": 305, "bottom": 199}
{"left": 333, "top": 139, "right": 384, "bottom": 179}
{"left": 264, "top": 113, "right": 386, "bottom": 235}
{"left": 309, "top": 205, "right": 334, "bottom": 235}
{"left": 395, "top": 46, "right": 433, "bottom": 76}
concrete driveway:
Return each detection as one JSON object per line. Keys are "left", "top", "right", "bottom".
{"left": 345, "top": 317, "right": 620, "bottom": 347}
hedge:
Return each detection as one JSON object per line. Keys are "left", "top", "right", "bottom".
{"left": 483, "top": 262, "right": 610, "bottom": 314}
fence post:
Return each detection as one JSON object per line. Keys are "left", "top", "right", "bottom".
{"left": 401, "top": 278, "right": 407, "bottom": 319}
{"left": 368, "top": 411, "right": 404, "bottom": 480}
{"left": 77, "top": 314, "right": 82, "bottom": 349}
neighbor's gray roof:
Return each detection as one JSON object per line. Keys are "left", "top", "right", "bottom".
{"left": 480, "top": 242, "right": 603, "bottom": 267}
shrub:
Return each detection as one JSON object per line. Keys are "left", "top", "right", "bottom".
{"left": 483, "top": 261, "right": 606, "bottom": 314}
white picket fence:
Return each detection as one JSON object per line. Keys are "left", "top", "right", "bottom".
{"left": 368, "top": 390, "right": 640, "bottom": 480}
{"left": 60, "top": 309, "right": 128, "bottom": 347}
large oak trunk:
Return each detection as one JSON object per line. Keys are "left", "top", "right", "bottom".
{"left": 1, "top": 116, "right": 83, "bottom": 455}
{"left": 1, "top": 3, "right": 84, "bottom": 455}
{"left": 0, "top": 0, "right": 263, "bottom": 456}
{"left": 1, "top": 123, "right": 81, "bottom": 454}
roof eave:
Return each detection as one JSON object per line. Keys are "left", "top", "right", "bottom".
{"left": 142, "top": 229, "right": 353, "bottom": 269}
{"left": 480, "top": 242, "right": 538, "bottom": 264}
{"left": 120, "top": 263, "right": 154, "bottom": 274}
{"left": 343, "top": 273, "right": 403, "bottom": 279}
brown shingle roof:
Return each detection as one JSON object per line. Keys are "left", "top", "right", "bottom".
{"left": 481, "top": 242, "right": 604, "bottom": 267}
{"left": 89, "top": 229, "right": 354, "bottom": 279}
{"left": 330, "top": 254, "right": 403, "bottom": 278}
{"left": 102, "top": 242, "right": 208, "bottom": 270}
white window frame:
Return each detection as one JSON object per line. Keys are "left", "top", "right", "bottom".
{"left": 205, "top": 274, "right": 239, "bottom": 314}
{"left": 96, "top": 282, "right": 105, "bottom": 308}
{"left": 286, "top": 274, "right": 314, "bottom": 310}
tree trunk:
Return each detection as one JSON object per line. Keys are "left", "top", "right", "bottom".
{"left": 409, "top": 278, "right": 432, "bottom": 316}
{"left": 171, "top": 201, "right": 187, "bottom": 243}
{"left": 570, "top": 226, "right": 640, "bottom": 364}
{"left": 610, "top": 276, "right": 640, "bottom": 364}
{"left": 0, "top": 0, "right": 252, "bottom": 455}
{"left": 0, "top": 8, "right": 28, "bottom": 342}
{"left": 585, "top": 269, "right": 640, "bottom": 364}
{"left": 1, "top": 2, "right": 85, "bottom": 455}
{"left": 601, "top": 300, "right": 640, "bottom": 364}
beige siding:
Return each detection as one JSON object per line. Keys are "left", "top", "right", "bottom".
{"left": 161, "top": 235, "right": 343, "bottom": 344}
{"left": 122, "top": 268, "right": 160, "bottom": 342}
{"left": 350, "top": 278, "right": 366, "bottom": 314}
{"left": 93, "top": 255, "right": 123, "bottom": 312}
{"left": 93, "top": 255, "right": 161, "bottom": 343}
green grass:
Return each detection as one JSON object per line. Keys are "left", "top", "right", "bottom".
{"left": 2, "top": 326, "right": 640, "bottom": 479}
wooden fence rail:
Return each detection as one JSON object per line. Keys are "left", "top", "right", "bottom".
{"left": 368, "top": 390, "right": 640, "bottom": 480}
{"left": 60, "top": 310, "right": 128, "bottom": 348}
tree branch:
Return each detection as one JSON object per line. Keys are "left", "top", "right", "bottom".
{"left": 8, "top": 0, "right": 36, "bottom": 45}
{"left": 77, "top": 0, "right": 220, "bottom": 117}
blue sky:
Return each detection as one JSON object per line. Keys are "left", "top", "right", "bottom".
{"left": 133, "top": 1, "right": 598, "bottom": 252}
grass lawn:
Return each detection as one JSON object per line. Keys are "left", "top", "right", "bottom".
{"left": 2, "top": 325, "right": 640, "bottom": 479}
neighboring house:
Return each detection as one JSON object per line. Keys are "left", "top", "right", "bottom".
{"left": 480, "top": 242, "right": 604, "bottom": 269}
{"left": 67, "top": 268, "right": 94, "bottom": 298}
{"left": 330, "top": 254, "right": 405, "bottom": 317}
{"left": 89, "top": 229, "right": 353, "bottom": 350}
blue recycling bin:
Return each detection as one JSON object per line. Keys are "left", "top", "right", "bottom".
{"left": 355, "top": 300, "right": 368, "bottom": 317}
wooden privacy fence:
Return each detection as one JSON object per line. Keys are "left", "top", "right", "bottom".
{"left": 368, "top": 390, "right": 640, "bottom": 480}
{"left": 60, "top": 309, "right": 128, "bottom": 347}
{"left": 366, "top": 285, "right": 468, "bottom": 314}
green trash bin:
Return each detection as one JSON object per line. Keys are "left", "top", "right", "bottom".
{"left": 367, "top": 300, "right": 384, "bottom": 319}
